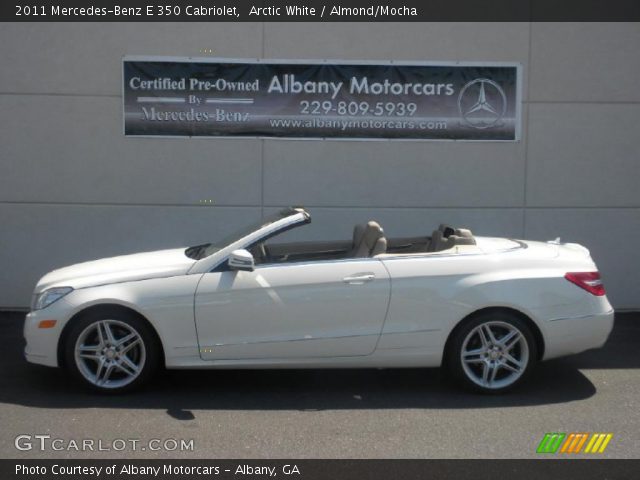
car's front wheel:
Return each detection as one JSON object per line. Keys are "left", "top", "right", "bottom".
{"left": 63, "top": 311, "right": 160, "bottom": 393}
{"left": 447, "top": 311, "right": 538, "bottom": 393}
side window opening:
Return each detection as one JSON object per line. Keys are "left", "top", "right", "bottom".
{"left": 248, "top": 219, "right": 477, "bottom": 267}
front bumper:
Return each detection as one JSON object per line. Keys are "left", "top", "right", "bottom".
{"left": 23, "top": 299, "right": 74, "bottom": 367}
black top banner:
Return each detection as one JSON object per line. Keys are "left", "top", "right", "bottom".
{"left": 5, "top": 0, "right": 640, "bottom": 21}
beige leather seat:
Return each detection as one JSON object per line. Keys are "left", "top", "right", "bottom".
{"left": 349, "top": 221, "right": 387, "bottom": 257}
{"left": 427, "top": 229, "right": 453, "bottom": 252}
{"left": 427, "top": 225, "right": 476, "bottom": 252}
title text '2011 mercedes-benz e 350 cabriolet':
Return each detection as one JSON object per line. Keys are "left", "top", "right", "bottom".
{"left": 24, "top": 207, "right": 614, "bottom": 393}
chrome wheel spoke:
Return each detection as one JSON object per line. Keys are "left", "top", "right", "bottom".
{"left": 501, "top": 330, "right": 522, "bottom": 351}
{"left": 115, "top": 332, "right": 136, "bottom": 347}
{"left": 94, "top": 358, "right": 105, "bottom": 380}
{"left": 119, "top": 337, "right": 141, "bottom": 355}
{"left": 78, "top": 344, "right": 101, "bottom": 360}
{"left": 482, "top": 324, "right": 498, "bottom": 344}
{"left": 462, "top": 347, "right": 485, "bottom": 364}
{"left": 96, "top": 323, "right": 105, "bottom": 346}
{"left": 96, "top": 362, "right": 116, "bottom": 385}
{"left": 100, "top": 321, "right": 117, "bottom": 344}
{"left": 502, "top": 353, "right": 523, "bottom": 373}
{"left": 481, "top": 361, "right": 491, "bottom": 384}
{"left": 477, "top": 327, "right": 489, "bottom": 347}
{"left": 117, "top": 356, "right": 140, "bottom": 376}
{"left": 489, "top": 363, "right": 500, "bottom": 384}
{"left": 481, "top": 361, "right": 500, "bottom": 386}
{"left": 498, "top": 329, "right": 517, "bottom": 346}
{"left": 94, "top": 358, "right": 111, "bottom": 384}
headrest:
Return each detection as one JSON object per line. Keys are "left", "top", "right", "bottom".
{"left": 454, "top": 228, "right": 474, "bottom": 238}
{"left": 361, "top": 221, "right": 384, "bottom": 248}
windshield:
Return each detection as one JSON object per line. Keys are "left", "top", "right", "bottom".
{"left": 185, "top": 208, "right": 303, "bottom": 260}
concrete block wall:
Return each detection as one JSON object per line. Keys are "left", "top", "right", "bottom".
{"left": 0, "top": 22, "right": 638, "bottom": 308}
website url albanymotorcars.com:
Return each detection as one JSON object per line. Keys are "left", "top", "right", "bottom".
{"left": 269, "top": 117, "right": 448, "bottom": 131}
{"left": 14, "top": 435, "right": 194, "bottom": 452}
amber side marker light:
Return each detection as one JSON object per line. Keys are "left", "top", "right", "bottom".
{"left": 37, "top": 320, "right": 57, "bottom": 329}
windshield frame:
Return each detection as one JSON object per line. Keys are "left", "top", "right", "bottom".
{"left": 196, "top": 208, "right": 304, "bottom": 259}
{"left": 186, "top": 208, "right": 310, "bottom": 274}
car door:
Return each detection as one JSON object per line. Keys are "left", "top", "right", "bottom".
{"left": 194, "top": 258, "right": 391, "bottom": 360}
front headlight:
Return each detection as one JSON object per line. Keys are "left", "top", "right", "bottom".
{"left": 31, "top": 287, "right": 73, "bottom": 311}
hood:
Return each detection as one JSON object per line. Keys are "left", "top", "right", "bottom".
{"left": 35, "top": 248, "right": 196, "bottom": 292}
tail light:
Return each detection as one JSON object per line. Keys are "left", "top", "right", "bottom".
{"left": 564, "top": 272, "right": 605, "bottom": 296}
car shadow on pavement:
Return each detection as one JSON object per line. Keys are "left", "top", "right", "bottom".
{"left": 1, "top": 312, "right": 637, "bottom": 415}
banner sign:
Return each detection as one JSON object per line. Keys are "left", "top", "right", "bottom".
{"left": 123, "top": 57, "right": 521, "bottom": 141}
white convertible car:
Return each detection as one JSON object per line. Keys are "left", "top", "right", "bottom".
{"left": 24, "top": 207, "right": 614, "bottom": 394}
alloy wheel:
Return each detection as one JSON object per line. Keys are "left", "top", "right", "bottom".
{"left": 74, "top": 319, "right": 146, "bottom": 389}
{"left": 460, "top": 320, "right": 529, "bottom": 390}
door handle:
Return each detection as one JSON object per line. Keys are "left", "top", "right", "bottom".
{"left": 343, "top": 273, "right": 375, "bottom": 285}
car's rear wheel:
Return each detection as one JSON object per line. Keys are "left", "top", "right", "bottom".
{"left": 447, "top": 311, "right": 538, "bottom": 393}
{"left": 63, "top": 311, "right": 159, "bottom": 393}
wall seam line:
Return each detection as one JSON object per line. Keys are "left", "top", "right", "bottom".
{"left": 522, "top": 18, "right": 534, "bottom": 239}
{"left": 1, "top": 202, "right": 638, "bottom": 210}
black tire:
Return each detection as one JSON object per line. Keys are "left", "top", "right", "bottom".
{"left": 63, "top": 309, "right": 160, "bottom": 394}
{"left": 446, "top": 311, "right": 538, "bottom": 394}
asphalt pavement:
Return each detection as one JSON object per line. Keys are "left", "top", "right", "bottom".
{"left": 0, "top": 311, "right": 638, "bottom": 459}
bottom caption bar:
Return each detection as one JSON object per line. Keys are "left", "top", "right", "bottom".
{"left": 5, "top": 459, "right": 640, "bottom": 480}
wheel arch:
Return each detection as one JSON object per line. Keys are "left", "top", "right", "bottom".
{"left": 57, "top": 303, "right": 165, "bottom": 369}
{"left": 443, "top": 306, "right": 545, "bottom": 364}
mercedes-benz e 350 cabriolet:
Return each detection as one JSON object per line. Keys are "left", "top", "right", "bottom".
{"left": 24, "top": 207, "right": 614, "bottom": 393}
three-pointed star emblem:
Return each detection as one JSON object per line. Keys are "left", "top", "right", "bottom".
{"left": 465, "top": 82, "right": 498, "bottom": 115}
{"left": 457, "top": 78, "right": 507, "bottom": 129}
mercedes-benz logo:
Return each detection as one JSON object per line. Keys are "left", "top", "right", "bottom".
{"left": 458, "top": 78, "right": 507, "bottom": 129}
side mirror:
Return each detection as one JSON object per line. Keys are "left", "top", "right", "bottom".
{"left": 228, "top": 249, "right": 255, "bottom": 272}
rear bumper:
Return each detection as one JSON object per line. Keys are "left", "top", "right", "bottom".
{"left": 541, "top": 306, "right": 615, "bottom": 360}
